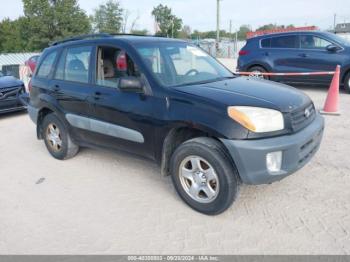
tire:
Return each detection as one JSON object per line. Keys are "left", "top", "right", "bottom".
{"left": 42, "top": 113, "right": 79, "bottom": 160}
{"left": 248, "top": 66, "right": 269, "bottom": 80}
{"left": 344, "top": 72, "right": 350, "bottom": 94}
{"left": 170, "top": 137, "right": 240, "bottom": 215}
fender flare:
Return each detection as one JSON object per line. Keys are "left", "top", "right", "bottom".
{"left": 245, "top": 62, "right": 272, "bottom": 72}
{"left": 158, "top": 122, "right": 231, "bottom": 177}
{"left": 35, "top": 94, "right": 71, "bottom": 139}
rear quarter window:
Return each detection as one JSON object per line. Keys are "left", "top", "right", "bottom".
{"left": 261, "top": 38, "right": 271, "bottom": 48}
{"left": 36, "top": 51, "right": 58, "bottom": 78}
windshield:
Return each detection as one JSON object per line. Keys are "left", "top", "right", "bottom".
{"left": 136, "top": 42, "right": 234, "bottom": 87}
{"left": 325, "top": 32, "right": 350, "bottom": 46}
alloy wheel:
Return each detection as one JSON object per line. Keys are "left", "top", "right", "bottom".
{"left": 46, "top": 123, "right": 62, "bottom": 152}
{"left": 179, "top": 156, "right": 220, "bottom": 203}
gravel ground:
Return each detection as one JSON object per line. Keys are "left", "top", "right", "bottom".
{"left": 0, "top": 83, "right": 349, "bottom": 254}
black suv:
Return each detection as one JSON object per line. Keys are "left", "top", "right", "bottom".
{"left": 24, "top": 34, "right": 324, "bottom": 215}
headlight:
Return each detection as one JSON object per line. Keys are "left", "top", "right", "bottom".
{"left": 227, "top": 106, "right": 284, "bottom": 133}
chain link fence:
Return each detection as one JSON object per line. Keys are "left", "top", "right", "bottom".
{"left": 198, "top": 41, "right": 246, "bottom": 58}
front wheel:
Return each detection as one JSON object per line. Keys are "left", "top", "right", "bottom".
{"left": 170, "top": 137, "right": 240, "bottom": 215}
{"left": 248, "top": 66, "right": 269, "bottom": 80}
{"left": 42, "top": 113, "right": 79, "bottom": 160}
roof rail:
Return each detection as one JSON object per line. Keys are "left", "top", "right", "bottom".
{"left": 50, "top": 33, "right": 112, "bottom": 46}
{"left": 50, "top": 33, "right": 160, "bottom": 46}
{"left": 246, "top": 26, "right": 318, "bottom": 39}
{"left": 50, "top": 33, "right": 157, "bottom": 46}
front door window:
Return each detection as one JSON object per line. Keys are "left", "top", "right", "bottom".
{"left": 96, "top": 46, "right": 141, "bottom": 88}
{"left": 300, "top": 35, "right": 333, "bottom": 49}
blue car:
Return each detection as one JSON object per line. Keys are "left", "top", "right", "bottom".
{"left": 237, "top": 31, "right": 350, "bottom": 93}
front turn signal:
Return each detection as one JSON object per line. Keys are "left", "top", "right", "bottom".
{"left": 227, "top": 107, "right": 256, "bottom": 132}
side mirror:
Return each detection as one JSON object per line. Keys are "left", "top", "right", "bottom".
{"left": 326, "top": 44, "right": 341, "bottom": 52}
{"left": 119, "top": 76, "right": 144, "bottom": 93}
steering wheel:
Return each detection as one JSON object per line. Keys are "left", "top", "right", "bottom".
{"left": 185, "top": 69, "right": 199, "bottom": 76}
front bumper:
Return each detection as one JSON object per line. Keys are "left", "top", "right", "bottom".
{"left": 221, "top": 113, "right": 325, "bottom": 185}
{"left": 0, "top": 86, "right": 27, "bottom": 114}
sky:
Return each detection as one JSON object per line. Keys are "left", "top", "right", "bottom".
{"left": 1, "top": 0, "right": 350, "bottom": 33}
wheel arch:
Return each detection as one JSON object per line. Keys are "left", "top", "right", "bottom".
{"left": 36, "top": 107, "right": 54, "bottom": 139}
{"left": 247, "top": 63, "right": 270, "bottom": 72}
{"left": 160, "top": 125, "right": 235, "bottom": 177}
{"left": 35, "top": 94, "right": 70, "bottom": 139}
{"left": 341, "top": 66, "right": 350, "bottom": 84}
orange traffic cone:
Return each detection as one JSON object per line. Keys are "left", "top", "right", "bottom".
{"left": 320, "top": 65, "right": 340, "bottom": 115}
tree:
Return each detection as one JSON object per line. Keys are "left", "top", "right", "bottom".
{"left": 237, "top": 25, "right": 251, "bottom": 40}
{"left": 152, "top": 4, "right": 182, "bottom": 38}
{"left": 256, "top": 24, "right": 276, "bottom": 31}
{"left": 129, "top": 13, "right": 140, "bottom": 33}
{"left": 130, "top": 29, "right": 148, "bottom": 36}
{"left": 256, "top": 24, "right": 295, "bottom": 31}
{"left": 122, "top": 10, "right": 140, "bottom": 33}
{"left": 22, "top": 0, "right": 91, "bottom": 50}
{"left": 121, "top": 9, "right": 130, "bottom": 33}
{"left": 190, "top": 30, "right": 234, "bottom": 40}
{"left": 91, "top": 0, "right": 123, "bottom": 34}
{"left": 178, "top": 25, "right": 191, "bottom": 39}
{"left": 0, "top": 17, "right": 29, "bottom": 52}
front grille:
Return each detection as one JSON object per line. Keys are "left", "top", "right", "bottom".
{"left": 290, "top": 103, "right": 316, "bottom": 132}
{"left": 0, "top": 86, "right": 23, "bottom": 100}
{"left": 298, "top": 128, "right": 323, "bottom": 166}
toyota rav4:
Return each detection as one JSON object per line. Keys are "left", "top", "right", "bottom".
{"left": 23, "top": 34, "right": 325, "bottom": 215}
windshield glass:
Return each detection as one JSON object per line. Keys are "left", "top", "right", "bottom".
{"left": 136, "top": 42, "right": 234, "bottom": 87}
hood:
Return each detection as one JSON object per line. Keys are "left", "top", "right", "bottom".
{"left": 173, "top": 77, "right": 311, "bottom": 113}
{"left": 0, "top": 76, "right": 24, "bottom": 89}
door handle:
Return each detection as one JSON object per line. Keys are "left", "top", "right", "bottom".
{"left": 93, "top": 91, "right": 102, "bottom": 100}
{"left": 264, "top": 52, "right": 270, "bottom": 56}
{"left": 299, "top": 53, "right": 308, "bottom": 58}
{"left": 53, "top": 85, "right": 60, "bottom": 92}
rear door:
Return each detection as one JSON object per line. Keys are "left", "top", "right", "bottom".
{"left": 261, "top": 34, "right": 302, "bottom": 83}
{"left": 50, "top": 44, "right": 97, "bottom": 141}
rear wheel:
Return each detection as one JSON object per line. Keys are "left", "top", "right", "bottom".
{"left": 344, "top": 72, "right": 350, "bottom": 94}
{"left": 170, "top": 137, "right": 240, "bottom": 215}
{"left": 42, "top": 113, "right": 79, "bottom": 160}
{"left": 248, "top": 66, "right": 269, "bottom": 80}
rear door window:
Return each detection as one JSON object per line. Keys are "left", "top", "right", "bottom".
{"left": 36, "top": 51, "right": 58, "bottom": 78}
{"left": 55, "top": 46, "right": 92, "bottom": 83}
{"left": 270, "top": 35, "right": 299, "bottom": 49}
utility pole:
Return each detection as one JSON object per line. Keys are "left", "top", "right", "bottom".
{"left": 216, "top": 0, "right": 221, "bottom": 44}
{"left": 229, "top": 20, "right": 232, "bottom": 36}
{"left": 171, "top": 18, "right": 174, "bottom": 38}
{"left": 334, "top": 13, "right": 337, "bottom": 32}
{"left": 234, "top": 29, "right": 238, "bottom": 58}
